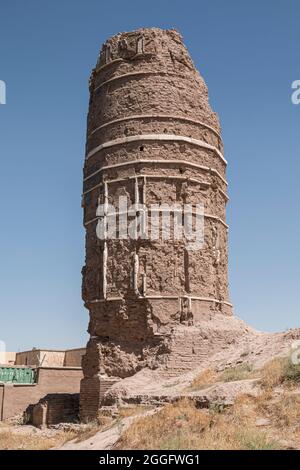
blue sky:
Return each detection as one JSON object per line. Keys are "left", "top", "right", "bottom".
{"left": 0, "top": 0, "right": 299, "bottom": 351}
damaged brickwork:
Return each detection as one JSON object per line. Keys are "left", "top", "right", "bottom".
{"left": 80, "top": 28, "right": 232, "bottom": 421}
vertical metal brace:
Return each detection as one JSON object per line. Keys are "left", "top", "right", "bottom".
{"left": 133, "top": 251, "right": 139, "bottom": 296}
{"left": 134, "top": 177, "right": 139, "bottom": 240}
{"left": 133, "top": 177, "right": 140, "bottom": 295}
{"left": 102, "top": 182, "right": 108, "bottom": 299}
{"left": 142, "top": 176, "right": 147, "bottom": 205}
{"left": 141, "top": 176, "right": 147, "bottom": 237}
{"left": 134, "top": 176, "right": 139, "bottom": 205}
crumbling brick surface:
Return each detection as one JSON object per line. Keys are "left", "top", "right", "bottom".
{"left": 30, "top": 394, "right": 79, "bottom": 428}
{"left": 80, "top": 28, "right": 232, "bottom": 421}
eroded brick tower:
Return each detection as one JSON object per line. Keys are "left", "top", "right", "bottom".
{"left": 80, "top": 28, "right": 232, "bottom": 421}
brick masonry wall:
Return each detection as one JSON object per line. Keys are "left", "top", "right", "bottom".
{"left": 32, "top": 394, "right": 80, "bottom": 427}
{"left": 80, "top": 376, "right": 118, "bottom": 422}
{"left": 0, "top": 367, "right": 83, "bottom": 421}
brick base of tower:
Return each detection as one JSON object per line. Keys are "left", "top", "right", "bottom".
{"left": 79, "top": 298, "right": 233, "bottom": 421}
{"left": 80, "top": 377, "right": 118, "bottom": 422}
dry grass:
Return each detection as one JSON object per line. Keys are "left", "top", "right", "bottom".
{"left": 2, "top": 357, "right": 299, "bottom": 450}
{"left": 188, "top": 369, "right": 218, "bottom": 391}
{"left": 220, "top": 363, "right": 254, "bottom": 382}
{"left": 252, "top": 390, "right": 300, "bottom": 448}
{"left": 0, "top": 426, "right": 77, "bottom": 450}
{"left": 260, "top": 357, "right": 300, "bottom": 389}
{"left": 115, "top": 359, "right": 300, "bottom": 450}
{"left": 115, "top": 398, "right": 279, "bottom": 450}
{"left": 260, "top": 358, "right": 287, "bottom": 388}
{"left": 73, "top": 358, "right": 300, "bottom": 450}
{"left": 73, "top": 421, "right": 104, "bottom": 443}
{"left": 257, "top": 393, "right": 300, "bottom": 428}
{"left": 118, "top": 405, "right": 154, "bottom": 418}
{"left": 189, "top": 357, "right": 299, "bottom": 391}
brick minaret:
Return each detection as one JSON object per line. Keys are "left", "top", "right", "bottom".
{"left": 80, "top": 28, "right": 232, "bottom": 421}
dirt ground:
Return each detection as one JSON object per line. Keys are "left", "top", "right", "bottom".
{"left": 2, "top": 355, "right": 299, "bottom": 450}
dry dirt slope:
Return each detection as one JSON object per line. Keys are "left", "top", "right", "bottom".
{"left": 1, "top": 319, "right": 299, "bottom": 450}
{"left": 59, "top": 353, "right": 300, "bottom": 450}
{"left": 1, "top": 355, "right": 299, "bottom": 450}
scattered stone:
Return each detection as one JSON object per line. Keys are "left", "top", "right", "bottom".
{"left": 255, "top": 418, "right": 271, "bottom": 427}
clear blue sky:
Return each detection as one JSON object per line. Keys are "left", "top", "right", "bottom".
{"left": 0, "top": 0, "right": 299, "bottom": 351}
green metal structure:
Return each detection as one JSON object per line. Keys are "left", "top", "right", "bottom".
{"left": 0, "top": 367, "right": 36, "bottom": 384}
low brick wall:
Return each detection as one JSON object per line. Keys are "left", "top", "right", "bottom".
{"left": 0, "top": 366, "right": 83, "bottom": 421}
{"left": 32, "top": 393, "right": 80, "bottom": 427}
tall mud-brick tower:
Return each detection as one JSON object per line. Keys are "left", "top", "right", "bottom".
{"left": 80, "top": 28, "right": 233, "bottom": 421}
